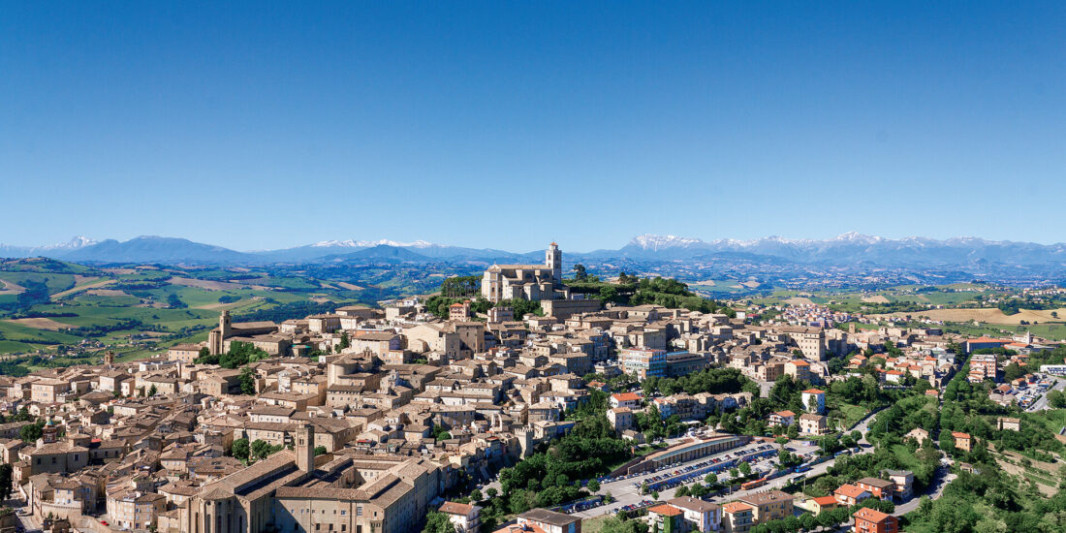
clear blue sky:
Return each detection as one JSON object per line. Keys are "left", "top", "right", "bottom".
{"left": 2, "top": 1, "right": 1064, "bottom": 252}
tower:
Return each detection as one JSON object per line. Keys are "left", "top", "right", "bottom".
{"left": 211, "top": 310, "right": 233, "bottom": 355}
{"left": 295, "top": 423, "right": 315, "bottom": 471}
{"left": 546, "top": 242, "right": 562, "bottom": 284}
{"left": 220, "top": 309, "right": 232, "bottom": 339}
{"left": 42, "top": 418, "right": 58, "bottom": 444}
{"left": 103, "top": 351, "right": 115, "bottom": 366}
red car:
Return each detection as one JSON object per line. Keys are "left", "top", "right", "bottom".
{"left": 100, "top": 521, "right": 109, "bottom": 526}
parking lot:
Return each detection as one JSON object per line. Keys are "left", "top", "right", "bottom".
{"left": 575, "top": 440, "right": 782, "bottom": 518}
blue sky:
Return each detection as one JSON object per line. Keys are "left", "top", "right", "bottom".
{"left": 2, "top": 1, "right": 1064, "bottom": 252}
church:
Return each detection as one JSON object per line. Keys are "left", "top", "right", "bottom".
{"left": 480, "top": 242, "right": 571, "bottom": 303}
{"left": 175, "top": 424, "right": 441, "bottom": 533}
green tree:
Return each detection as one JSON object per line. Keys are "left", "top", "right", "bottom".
{"left": 250, "top": 439, "right": 279, "bottom": 461}
{"left": 739, "top": 462, "right": 752, "bottom": 476}
{"left": 587, "top": 479, "right": 600, "bottom": 492}
{"left": 0, "top": 464, "right": 13, "bottom": 501}
{"left": 1002, "top": 362, "right": 1024, "bottom": 383}
{"left": 339, "top": 332, "right": 351, "bottom": 350}
{"left": 573, "top": 264, "right": 589, "bottom": 282}
{"left": 19, "top": 422, "right": 43, "bottom": 443}
{"left": 239, "top": 366, "right": 257, "bottom": 395}
{"left": 220, "top": 341, "right": 270, "bottom": 369}
{"left": 1047, "top": 389, "right": 1066, "bottom": 408}
{"left": 147, "top": 384, "right": 157, "bottom": 397}
{"left": 231, "top": 438, "right": 250, "bottom": 461}
{"left": 421, "top": 510, "right": 456, "bottom": 533}
{"left": 313, "top": 446, "right": 327, "bottom": 456}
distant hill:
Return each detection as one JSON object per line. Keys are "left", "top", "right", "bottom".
{"left": 59, "top": 236, "right": 254, "bottom": 265}
{"left": 3, "top": 233, "right": 1066, "bottom": 283}
{"left": 324, "top": 244, "right": 431, "bottom": 263}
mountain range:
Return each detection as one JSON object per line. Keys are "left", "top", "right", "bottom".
{"left": 2, "top": 233, "right": 1066, "bottom": 276}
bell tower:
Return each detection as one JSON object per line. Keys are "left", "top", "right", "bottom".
{"left": 211, "top": 310, "right": 233, "bottom": 355}
{"left": 546, "top": 242, "right": 562, "bottom": 284}
{"left": 296, "top": 423, "right": 315, "bottom": 472}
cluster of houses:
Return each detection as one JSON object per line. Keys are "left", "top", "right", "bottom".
{"left": 2, "top": 247, "right": 1060, "bottom": 533}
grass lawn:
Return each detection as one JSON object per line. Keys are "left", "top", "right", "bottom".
{"left": 835, "top": 404, "right": 870, "bottom": 429}
{"left": 890, "top": 444, "right": 921, "bottom": 470}
{"left": 1023, "top": 409, "right": 1066, "bottom": 435}
{"left": 581, "top": 515, "right": 612, "bottom": 533}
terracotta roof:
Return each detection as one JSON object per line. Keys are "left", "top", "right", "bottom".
{"left": 968, "top": 337, "right": 1010, "bottom": 344}
{"left": 952, "top": 432, "right": 971, "bottom": 439}
{"left": 722, "top": 501, "right": 754, "bottom": 514}
{"left": 812, "top": 496, "right": 838, "bottom": 506}
{"left": 854, "top": 507, "right": 894, "bottom": 523}
{"left": 834, "top": 484, "right": 868, "bottom": 499}
{"left": 802, "top": 389, "right": 824, "bottom": 394}
{"left": 439, "top": 501, "right": 475, "bottom": 515}
{"left": 648, "top": 504, "right": 684, "bottom": 517}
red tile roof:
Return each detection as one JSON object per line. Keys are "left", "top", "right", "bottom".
{"left": 648, "top": 504, "right": 684, "bottom": 517}
{"left": 812, "top": 496, "right": 838, "bottom": 506}
{"left": 835, "top": 484, "right": 868, "bottom": 499}
{"left": 723, "top": 502, "right": 754, "bottom": 514}
{"left": 854, "top": 507, "right": 894, "bottom": 523}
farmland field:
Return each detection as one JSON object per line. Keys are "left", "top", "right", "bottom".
{"left": 0, "top": 258, "right": 439, "bottom": 367}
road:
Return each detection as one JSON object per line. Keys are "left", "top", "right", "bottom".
{"left": 1026, "top": 376, "right": 1066, "bottom": 412}
{"left": 8, "top": 493, "right": 42, "bottom": 533}
{"left": 892, "top": 465, "right": 956, "bottom": 516}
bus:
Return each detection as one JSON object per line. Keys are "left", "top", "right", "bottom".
{"left": 740, "top": 478, "right": 767, "bottom": 490}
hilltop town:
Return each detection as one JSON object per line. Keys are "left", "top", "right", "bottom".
{"left": 1, "top": 244, "right": 1065, "bottom": 533}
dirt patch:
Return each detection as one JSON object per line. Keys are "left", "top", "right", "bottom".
{"left": 740, "top": 281, "right": 761, "bottom": 288}
{"left": 102, "top": 268, "right": 137, "bottom": 275}
{"left": 72, "top": 275, "right": 99, "bottom": 285}
{"left": 335, "top": 282, "right": 363, "bottom": 290}
{"left": 5, "top": 317, "right": 71, "bottom": 330}
{"left": 169, "top": 277, "right": 264, "bottom": 291}
{"left": 861, "top": 295, "right": 891, "bottom": 304}
{"left": 870, "top": 307, "right": 1066, "bottom": 325}
{"left": 86, "top": 288, "right": 131, "bottom": 297}
{"left": 309, "top": 296, "right": 332, "bottom": 304}
{"left": 0, "top": 279, "right": 26, "bottom": 295}
{"left": 784, "top": 297, "right": 815, "bottom": 305}
{"left": 996, "top": 456, "right": 1058, "bottom": 496}
{"left": 51, "top": 279, "right": 117, "bottom": 300}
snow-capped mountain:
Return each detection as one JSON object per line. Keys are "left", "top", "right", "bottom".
{"left": 41, "top": 236, "right": 98, "bottom": 250}
{"left": 627, "top": 234, "right": 706, "bottom": 251}
{"left": 0, "top": 236, "right": 97, "bottom": 258}
{"left": 2, "top": 233, "right": 1066, "bottom": 277}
